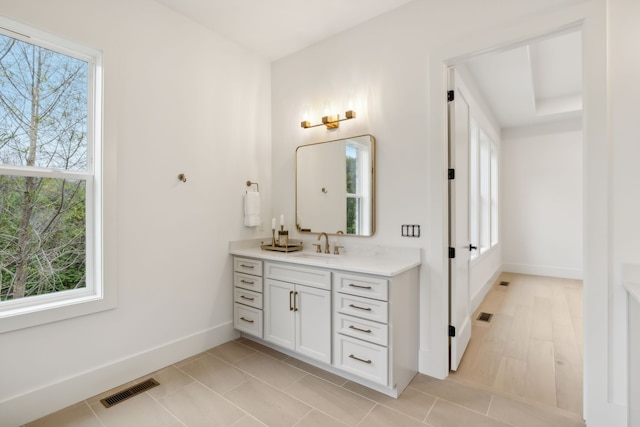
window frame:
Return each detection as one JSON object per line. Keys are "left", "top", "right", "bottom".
{"left": 0, "top": 16, "right": 112, "bottom": 333}
{"left": 469, "top": 118, "right": 499, "bottom": 262}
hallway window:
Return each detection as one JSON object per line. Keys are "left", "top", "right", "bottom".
{"left": 0, "top": 17, "right": 103, "bottom": 325}
{"left": 469, "top": 120, "right": 498, "bottom": 259}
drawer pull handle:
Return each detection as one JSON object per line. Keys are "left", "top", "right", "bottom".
{"left": 289, "top": 291, "right": 294, "bottom": 311}
{"left": 240, "top": 295, "right": 255, "bottom": 301}
{"left": 348, "top": 283, "right": 372, "bottom": 289}
{"left": 349, "top": 325, "right": 372, "bottom": 333}
{"left": 240, "top": 280, "right": 255, "bottom": 285}
{"left": 240, "top": 264, "right": 255, "bottom": 269}
{"left": 349, "top": 354, "right": 372, "bottom": 364}
{"left": 240, "top": 317, "right": 254, "bottom": 323}
{"left": 349, "top": 304, "right": 372, "bottom": 311}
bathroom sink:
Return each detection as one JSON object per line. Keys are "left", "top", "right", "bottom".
{"left": 289, "top": 252, "right": 339, "bottom": 262}
{"left": 290, "top": 252, "right": 342, "bottom": 264}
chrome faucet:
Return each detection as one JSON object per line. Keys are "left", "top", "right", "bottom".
{"left": 317, "top": 232, "right": 330, "bottom": 254}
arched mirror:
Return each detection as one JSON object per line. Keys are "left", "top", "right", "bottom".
{"left": 296, "top": 134, "right": 376, "bottom": 236}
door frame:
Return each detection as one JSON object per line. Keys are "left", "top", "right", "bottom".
{"left": 423, "top": 1, "right": 618, "bottom": 424}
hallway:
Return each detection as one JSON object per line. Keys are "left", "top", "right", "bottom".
{"left": 448, "top": 273, "right": 583, "bottom": 419}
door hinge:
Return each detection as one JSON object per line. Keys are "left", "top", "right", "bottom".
{"left": 447, "top": 90, "right": 454, "bottom": 102}
{"left": 448, "top": 247, "right": 455, "bottom": 259}
{"left": 448, "top": 168, "right": 455, "bottom": 180}
{"left": 449, "top": 325, "right": 456, "bottom": 337}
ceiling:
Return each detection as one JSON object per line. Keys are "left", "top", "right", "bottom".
{"left": 458, "top": 29, "right": 583, "bottom": 129}
{"left": 152, "top": 0, "right": 582, "bottom": 129}
{"left": 153, "top": 0, "right": 414, "bottom": 61}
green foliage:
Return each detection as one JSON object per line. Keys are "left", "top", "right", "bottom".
{"left": 0, "top": 176, "right": 86, "bottom": 300}
{"left": 346, "top": 152, "right": 358, "bottom": 234}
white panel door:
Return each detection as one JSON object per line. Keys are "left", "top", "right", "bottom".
{"left": 264, "top": 279, "right": 295, "bottom": 350}
{"left": 295, "top": 284, "right": 331, "bottom": 363}
{"left": 448, "top": 68, "right": 472, "bottom": 371}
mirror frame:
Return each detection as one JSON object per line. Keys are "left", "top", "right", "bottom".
{"left": 295, "top": 134, "right": 376, "bottom": 236}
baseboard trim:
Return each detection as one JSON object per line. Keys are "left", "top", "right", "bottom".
{"left": 471, "top": 269, "right": 502, "bottom": 313}
{"left": 502, "top": 263, "right": 583, "bottom": 280}
{"left": 2, "top": 322, "right": 238, "bottom": 426}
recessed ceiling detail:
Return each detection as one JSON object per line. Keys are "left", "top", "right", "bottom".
{"left": 459, "top": 29, "right": 583, "bottom": 129}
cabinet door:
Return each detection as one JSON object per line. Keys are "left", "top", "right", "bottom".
{"left": 295, "top": 284, "right": 331, "bottom": 364}
{"left": 264, "top": 279, "right": 295, "bottom": 350}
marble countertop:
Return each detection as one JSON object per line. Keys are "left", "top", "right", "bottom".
{"left": 229, "top": 241, "right": 421, "bottom": 277}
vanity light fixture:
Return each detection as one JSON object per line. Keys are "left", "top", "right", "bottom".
{"left": 301, "top": 110, "right": 356, "bottom": 129}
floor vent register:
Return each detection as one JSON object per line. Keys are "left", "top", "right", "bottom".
{"left": 100, "top": 378, "right": 160, "bottom": 408}
{"left": 477, "top": 312, "right": 494, "bottom": 322}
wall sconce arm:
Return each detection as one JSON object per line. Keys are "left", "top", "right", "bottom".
{"left": 301, "top": 110, "right": 356, "bottom": 129}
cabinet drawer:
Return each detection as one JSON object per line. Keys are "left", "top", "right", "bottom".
{"left": 335, "top": 272, "right": 388, "bottom": 301}
{"left": 265, "top": 262, "right": 331, "bottom": 290}
{"left": 234, "top": 287, "right": 263, "bottom": 309}
{"left": 336, "top": 313, "right": 388, "bottom": 347}
{"left": 334, "top": 335, "right": 388, "bottom": 386}
{"left": 234, "top": 257, "right": 263, "bottom": 276}
{"left": 234, "top": 272, "right": 263, "bottom": 293}
{"left": 335, "top": 293, "right": 388, "bottom": 323}
{"left": 234, "top": 303, "right": 262, "bottom": 338}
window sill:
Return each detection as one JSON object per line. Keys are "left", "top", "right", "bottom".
{"left": 0, "top": 288, "right": 116, "bottom": 334}
{"left": 470, "top": 243, "right": 499, "bottom": 267}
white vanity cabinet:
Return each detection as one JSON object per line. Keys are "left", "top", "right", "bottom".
{"left": 233, "top": 257, "right": 264, "bottom": 338}
{"left": 333, "top": 269, "right": 419, "bottom": 395}
{"left": 230, "top": 245, "right": 420, "bottom": 398}
{"left": 264, "top": 262, "right": 332, "bottom": 364}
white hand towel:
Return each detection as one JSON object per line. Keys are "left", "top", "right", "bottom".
{"left": 244, "top": 192, "right": 261, "bottom": 227}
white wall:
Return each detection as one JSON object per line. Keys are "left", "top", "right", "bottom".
{"left": 501, "top": 120, "right": 583, "bottom": 279}
{"left": 0, "top": 1, "right": 271, "bottom": 425}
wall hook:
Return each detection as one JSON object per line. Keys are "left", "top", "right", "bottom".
{"left": 178, "top": 174, "right": 187, "bottom": 182}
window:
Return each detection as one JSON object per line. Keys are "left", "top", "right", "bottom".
{"left": 346, "top": 144, "right": 360, "bottom": 234}
{"left": 0, "top": 17, "right": 104, "bottom": 328}
{"left": 469, "top": 119, "right": 498, "bottom": 260}
{"left": 345, "top": 140, "right": 372, "bottom": 235}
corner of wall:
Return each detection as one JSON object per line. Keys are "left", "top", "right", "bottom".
{"left": 1, "top": 322, "right": 238, "bottom": 426}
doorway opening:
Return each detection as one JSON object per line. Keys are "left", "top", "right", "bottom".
{"left": 446, "top": 27, "right": 584, "bottom": 416}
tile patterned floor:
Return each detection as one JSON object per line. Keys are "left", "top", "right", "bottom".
{"left": 24, "top": 338, "right": 586, "bottom": 427}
